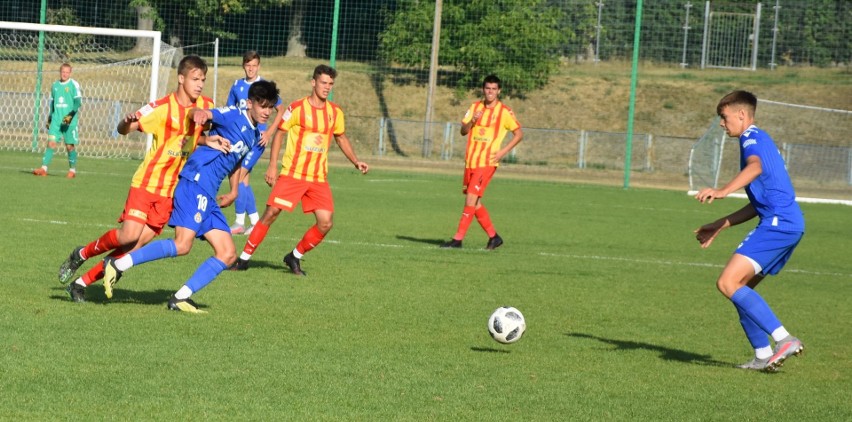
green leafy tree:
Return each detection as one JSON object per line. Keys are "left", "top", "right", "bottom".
{"left": 379, "top": 0, "right": 568, "bottom": 96}
{"left": 128, "top": 0, "right": 290, "bottom": 48}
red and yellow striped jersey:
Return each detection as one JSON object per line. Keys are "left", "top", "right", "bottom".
{"left": 277, "top": 97, "right": 345, "bottom": 183}
{"left": 462, "top": 101, "right": 521, "bottom": 169}
{"left": 130, "top": 93, "right": 214, "bottom": 197}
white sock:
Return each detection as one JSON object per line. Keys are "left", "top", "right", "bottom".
{"left": 771, "top": 327, "right": 790, "bottom": 342}
{"left": 41, "top": 165, "right": 48, "bottom": 171}
{"left": 239, "top": 252, "right": 253, "bottom": 261}
{"left": 292, "top": 248, "right": 303, "bottom": 259}
{"left": 234, "top": 213, "right": 246, "bottom": 226}
{"left": 755, "top": 346, "right": 773, "bottom": 359}
{"left": 74, "top": 278, "right": 86, "bottom": 287}
{"left": 249, "top": 212, "right": 260, "bottom": 226}
{"left": 174, "top": 286, "right": 193, "bottom": 300}
{"left": 114, "top": 255, "right": 134, "bottom": 271}
{"left": 69, "top": 168, "right": 76, "bottom": 173}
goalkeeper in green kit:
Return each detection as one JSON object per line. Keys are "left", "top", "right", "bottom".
{"left": 33, "top": 62, "right": 82, "bottom": 178}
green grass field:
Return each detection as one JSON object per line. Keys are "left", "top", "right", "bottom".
{"left": 1, "top": 150, "right": 850, "bottom": 420}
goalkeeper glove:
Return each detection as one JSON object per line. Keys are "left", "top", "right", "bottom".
{"left": 62, "top": 115, "right": 73, "bottom": 125}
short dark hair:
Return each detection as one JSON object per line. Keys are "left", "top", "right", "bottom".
{"left": 243, "top": 50, "right": 260, "bottom": 64}
{"left": 248, "top": 80, "right": 279, "bottom": 107}
{"left": 717, "top": 90, "right": 757, "bottom": 116}
{"left": 313, "top": 64, "right": 337, "bottom": 80}
{"left": 178, "top": 55, "right": 208, "bottom": 76}
{"left": 483, "top": 74, "right": 501, "bottom": 89}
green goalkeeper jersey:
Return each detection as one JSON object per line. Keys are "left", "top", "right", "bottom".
{"left": 50, "top": 79, "right": 82, "bottom": 123}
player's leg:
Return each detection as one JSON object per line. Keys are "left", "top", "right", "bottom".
{"left": 231, "top": 178, "right": 249, "bottom": 234}
{"left": 168, "top": 230, "right": 232, "bottom": 313}
{"left": 34, "top": 133, "right": 60, "bottom": 175}
{"left": 64, "top": 125, "right": 79, "bottom": 178}
{"left": 232, "top": 176, "right": 304, "bottom": 271}
{"left": 58, "top": 218, "right": 145, "bottom": 285}
{"left": 733, "top": 274, "right": 772, "bottom": 370}
{"left": 441, "top": 190, "right": 479, "bottom": 249}
{"left": 282, "top": 182, "right": 335, "bottom": 276}
{"left": 243, "top": 174, "right": 261, "bottom": 233}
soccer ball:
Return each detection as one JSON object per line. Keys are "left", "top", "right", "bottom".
{"left": 487, "top": 306, "right": 526, "bottom": 344}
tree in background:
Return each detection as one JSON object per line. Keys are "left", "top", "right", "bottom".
{"left": 379, "top": 0, "right": 568, "bottom": 97}
{"left": 128, "top": 0, "right": 290, "bottom": 50}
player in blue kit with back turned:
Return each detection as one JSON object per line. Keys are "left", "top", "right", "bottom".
{"left": 103, "top": 80, "right": 280, "bottom": 313}
{"left": 694, "top": 90, "right": 805, "bottom": 372}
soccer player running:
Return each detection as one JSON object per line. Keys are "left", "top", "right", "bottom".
{"left": 225, "top": 51, "right": 285, "bottom": 236}
{"left": 33, "top": 63, "right": 82, "bottom": 178}
{"left": 694, "top": 90, "right": 805, "bottom": 372}
{"left": 102, "top": 81, "right": 279, "bottom": 313}
{"left": 230, "top": 64, "right": 369, "bottom": 275}
{"left": 59, "top": 56, "right": 215, "bottom": 303}
{"left": 440, "top": 74, "right": 523, "bottom": 250}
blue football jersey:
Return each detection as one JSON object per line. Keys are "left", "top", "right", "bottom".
{"left": 178, "top": 106, "right": 264, "bottom": 197}
{"left": 226, "top": 76, "right": 282, "bottom": 132}
{"left": 739, "top": 125, "right": 804, "bottom": 232}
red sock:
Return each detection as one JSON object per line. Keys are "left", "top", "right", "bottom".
{"left": 475, "top": 206, "right": 497, "bottom": 238}
{"left": 243, "top": 221, "right": 270, "bottom": 256}
{"left": 296, "top": 225, "right": 326, "bottom": 255}
{"left": 82, "top": 229, "right": 120, "bottom": 260}
{"left": 81, "top": 246, "right": 131, "bottom": 285}
{"left": 453, "top": 206, "right": 476, "bottom": 240}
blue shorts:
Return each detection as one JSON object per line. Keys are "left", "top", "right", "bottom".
{"left": 169, "top": 181, "right": 230, "bottom": 239}
{"left": 735, "top": 227, "right": 803, "bottom": 276}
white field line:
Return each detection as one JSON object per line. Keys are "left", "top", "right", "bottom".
{"left": 23, "top": 218, "right": 850, "bottom": 278}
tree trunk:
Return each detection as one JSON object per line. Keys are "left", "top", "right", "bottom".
{"left": 286, "top": 0, "right": 307, "bottom": 57}
{"left": 133, "top": 6, "right": 154, "bottom": 53}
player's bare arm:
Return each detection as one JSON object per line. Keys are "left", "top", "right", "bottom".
{"left": 334, "top": 133, "right": 369, "bottom": 174}
{"left": 264, "top": 130, "right": 285, "bottom": 186}
{"left": 694, "top": 203, "right": 757, "bottom": 248}
{"left": 460, "top": 109, "right": 484, "bottom": 136}
{"left": 218, "top": 166, "right": 245, "bottom": 208}
{"left": 191, "top": 108, "right": 213, "bottom": 126}
{"left": 199, "top": 134, "right": 231, "bottom": 153}
{"left": 259, "top": 103, "right": 286, "bottom": 147}
{"left": 695, "top": 155, "right": 762, "bottom": 204}
{"left": 116, "top": 112, "right": 139, "bottom": 135}
{"left": 491, "top": 127, "right": 524, "bottom": 165}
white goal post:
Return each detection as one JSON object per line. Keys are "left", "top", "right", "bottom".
{"left": 0, "top": 21, "right": 171, "bottom": 157}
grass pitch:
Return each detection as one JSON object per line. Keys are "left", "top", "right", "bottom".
{"left": 1, "top": 150, "right": 850, "bottom": 420}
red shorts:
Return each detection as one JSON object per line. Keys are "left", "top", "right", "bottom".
{"left": 462, "top": 166, "right": 497, "bottom": 197}
{"left": 267, "top": 175, "right": 334, "bottom": 213}
{"left": 118, "top": 187, "right": 173, "bottom": 235}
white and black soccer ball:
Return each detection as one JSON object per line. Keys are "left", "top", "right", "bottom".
{"left": 487, "top": 306, "right": 526, "bottom": 344}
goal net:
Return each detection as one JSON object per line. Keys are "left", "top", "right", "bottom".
{"left": 688, "top": 100, "right": 852, "bottom": 205}
{"left": 0, "top": 21, "right": 178, "bottom": 159}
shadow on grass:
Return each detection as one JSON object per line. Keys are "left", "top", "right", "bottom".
{"left": 470, "top": 346, "right": 511, "bottom": 354}
{"left": 567, "top": 332, "right": 732, "bottom": 368}
{"left": 395, "top": 235, "right": 447, "bottom": 246}
{"left": 50, "top": 286, "right": 177, "bottom": 306}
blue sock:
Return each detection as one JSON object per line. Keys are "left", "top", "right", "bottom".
{"left": 734, "top": 303, "right": 771, "bottom": 349}
{"left": 730, "top": 286, "right": 783, "bottom": 335}
{"left": 235, "top": 183, "right": 248, "bottom": 214}
{"left": 184, "top": 257, "right": 228, "bottom": 293}
{"left": 244, "top": 184, "right": 258, "bottom": 215}
{"left": 128, "top": 239, "right": 178, "bottom": 267}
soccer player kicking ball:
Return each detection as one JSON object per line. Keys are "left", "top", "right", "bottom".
{"left": 59, "top": 56, "right": 214, "bottom": 303}
{"left": 694, "top": 90, "right": 805, "bottom": 372}
{"left": 102, "top": 81, "right": 280, "bottom": 313}
{"left": 440, "top": 74, "right": 523, "bottom": 250}
{"left": 230, "top": 65, "right": 369, "bottom": 275}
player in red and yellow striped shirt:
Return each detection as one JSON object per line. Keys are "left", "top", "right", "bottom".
{"left": 59, "top": 56, "right": 216, "bottom": 302}
{"left": 440, "top": 74, "right": 524, "bottom": 250}
{"left": 230, "top": 65, "right": 369, "bottom": 275}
